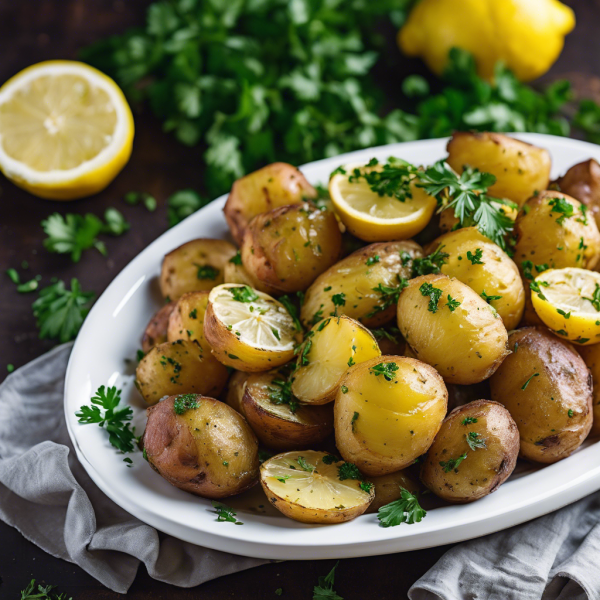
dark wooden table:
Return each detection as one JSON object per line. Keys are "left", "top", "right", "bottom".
{"left": 1, "top": 1, "right": 598, "bottom": 597}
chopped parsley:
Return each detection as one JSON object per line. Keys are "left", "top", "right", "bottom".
{"left": 271, "top": 327, "right": 281, "bottom": 341}
{"left": 446, "top": 295, "right": 461, "bottom": 312}
{"left": 338, "top": 461, "right": 362, "bottom": 481}
{"left": 369, "top": 362, "right": 399, "bottom": 381}
{"left": 366, "top": 275, "right": 409, "bottom": 318}
{"left": 521, "top": 372, "right": 539, "bottom": 390}
{"left": 360, "top": 481, "right": 374, "bottom": 493}
{"left": 348, "top": 157, "right": 419, "bottom": 202}
{"left": 276, "top": 475, "right": 292, "bottom": 483}
{"left": 439, "top": 452, "right": 467, "bottom": 473}
{"left": 521, "top": 260, "right": 549, "bottom": 281}
{"left": 331, "top": 292, "right": 346, "bottom": 316}
{"left": 229, "top": 251, "right": 243, "bottom": 265}
{"left": 212, "top": 501, "right": 243, "bottom": 525}
{"left": 370, "top": 327, "right": 401, "bottom": 343}
{"left": 466, "top": 431, "right": 487, "bottom": 450}
{"left": 196, "top": 264, "right": 219, "bottom": 280}
{"left": 548, "top": 196, "right": 574, "bottom": 225}
{"left": 466, "top": 248, "right": 484, "bottom": 265}
{"left": 411, "top": 245, "right": 449, "bottom": 277}
{"left": 174, "top": 394, "right": 200, "bottom": 415}
{"left": 557, "top": 308, "right": 571, "bottom": 319}
{"left": 351, "top": 411, "right": 359, "bottom": 432}
{"left": 530, "top": 280, "right": 548, "bottom": 301}
{"left": 297, "top": 456, "right": 315, "bottom": 472}
{"left": 268, "top": 376, "right": 299, "bottom": 413}
{"left": 461, "top": 416, "right": 478, "bottom": 425}
{"left": 419, "top": 282, "right": 443, "bottom": 313}
{"left": 279, "top": 295, "right": 303, "bottom": 332}
{"left": 583, "top": 283, "right": 600, "bottom": 311}
{"left": 366, "top": 255, "right": 380, "bottom": 266}
{"left": 341, "top": 385, "right": 349, "bottom": 394}
{"left": 568, "top": 409, "right": 574, "bottom": 418}
{"left": 480, "top": 289, "right": 502, "bottom": 303}
{"left": 322, "top": 454, "right": 341, "bottom": 464}
{"left": 377, "top": 488, "right": 427, "bottom": 527}
{"left": 230, "top": 285, "right": 259, "bottom": 303}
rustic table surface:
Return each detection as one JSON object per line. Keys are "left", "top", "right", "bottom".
{"left": 1, "top": 0, "right": 599, "bottom": 598}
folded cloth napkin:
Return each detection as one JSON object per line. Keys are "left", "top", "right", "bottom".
{"left": 0, "top": 343, "right": 266, "bottom": 594}
{"left": 2, "top": 345, "right": 600, "bottom": 599}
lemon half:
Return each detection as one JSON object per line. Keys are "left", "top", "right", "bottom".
{"left": 531, "top": 268, "right": 600, "bottom": 345}
{"left": 0, "top": 60, "right": 134, "bottom": 200}
{"left": 329, "top": 162, "right": 437, "bottom": 242}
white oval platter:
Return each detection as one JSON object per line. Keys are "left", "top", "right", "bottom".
{"left": 65, "top": 134, "right": 600, "bottom": 560}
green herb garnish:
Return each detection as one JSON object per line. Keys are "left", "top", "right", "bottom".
{"left": 377, "top": 488, "right": 426, "bottom": 527}
{"left": 439, "top": 452, "right": 467, "bottom": 473}
{"left": 212, "top": 501, "right": 243, "bottom": 524}
{"left": 173, "top": 394, "right": 200, "bottom": 415}
{"left": 369, "top": 362, "right": 399, "bottom": 381}
{"left": 230, "top": 286, "right": 259, "bottom": 303}
{"left": 419, "top": 282, "right": 443, "bottom": 313}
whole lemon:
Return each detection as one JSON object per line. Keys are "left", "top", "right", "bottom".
{"left": 398, "top": 0, "right": 575, "bottom": 82}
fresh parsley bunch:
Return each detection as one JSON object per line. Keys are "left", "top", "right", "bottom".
{"left": 80, "top": 0, "right": 414, "bottom": 196}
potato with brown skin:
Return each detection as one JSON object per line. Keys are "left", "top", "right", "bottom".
{"left": 366, "top": 469, "right": 422, "bottom": 513}
{"left": 242, "top": 371, "right": 333, "bottom": 450}
{"left": 142, "top": 302, "right": 175, "bottom": 353}
{"left": 489, "top": 327, "right": 593, "bottom": 463}
{"left": 224, "top": 370, "right": 251, "bottom": 416}
{"left": 223, "top": 257, "right": 278, "bottom": 295}
{"left": 513, "top": 191, "right": 600, "bottom": 272}
{"left": 556, "top": 158, "right": 600, "bottom": 230}
{"left": 420, "top": 400, "right": 519, "bottom": 504}
{"left": 142, "top": 394, "right": 259, "bottom": 499}
{"left": 135, "top": 339, "right": 228, "bottom": 404}
{"left": 167, "top": 291, "right": 210, "bottom": 349}
{"left": 575, "top": 344, "right": 600, "bottom": 437}
{"left": 301, "top": 240, "right": 423, "bottom": 328}
{"left": 224, "top": 162, "right": 317, "bottom": 246}
{"left": 397, "top": 274, "right": 509, "bottom": 385}
{"left": 425, "top": 227, "right": 525, "bottom": 330}
{"left": 241, "top": 202, "right": 342, "bottom": 294}
{"left": 446, "top": 132, "right": 551, "bottom": 207}
{"left": 160, "top": 239, "right": 238, "bottom": 301}
{"left": 335, "top": 356, "right": 447, "bottom": 476}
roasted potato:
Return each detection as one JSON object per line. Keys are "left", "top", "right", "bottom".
{"left": 242, "top": 371, "right": 333, "bottom": 450}
{"left": 424, "top": 227, "right": 525, "bottom": 330}
{"left": 260, "top": 450, "right": 374, "bottom": 524}
{"left": 135, "top": 339, "right": 228, "bottom": 404}
{"left": 241, "top": 202, "right": 342, "bottom": 293}
{"left": 142, "top": 394, "right": 259, "bottom": 499}
{"left": 556, "top": 158, "right": 600, "bottom": 230}
{"left": 224, "top": 162, "right": 317, "bottom": 245}
{"left": 513, "top": 191, "right": 600, "bottom": 272}
{"left": 301, "top": 240, "right": 423, "bottom": 328}
{"left": 160, "top": 239, "right": 238, "bottom": 301}
{"left": 334, "top": 356, "right": 447, "bottom": 476}
{"left": 224, "top": 370, "right": 251, "bottom": 415}
{"left": 366, "top": 469, "right": 422, "bottom": 513}
{"left": 142, "top": 301, "right": 175, "bottom": 353}
{"left": 166, "top": 291, "right": 210, "bottom": 349}
{"left": 489, "top": 327, "right": 593, "bottom": 463}
{"left": 397, "top": 274, "right": 509, "bottom": 384}
{"left": 575, "top": 344, "right": 600, "bottom": 437}
{"left": 204, "top": 284, "right": 299, "bottom": 371}
{"left": 291, "top": 315, "right": 381, "bottom": 405}
{"left": 421, "top": 400, "right": 519, "bottom": 503}
{"left": 446, "top": 132, "right": 551, "bottom": 206}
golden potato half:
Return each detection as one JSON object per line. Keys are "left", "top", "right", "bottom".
{"left": 301, "top": 240, "right": 423, "bottom": 328}
{"left": 242, "top": 370, "right": 333, "bottom": 450}
{"left": 490, "top": 327, "right": 593, "bottom": 463}
{"left": 224, "top": 162, "right": 317, "bottom": 246}
{"left": 167, "top": 291, "right": 211, "bottom": 350}
{"left": 446, "top": 132, "right": 551, "bottom": 207}
{"left": 291, "top": 315, "right": 381, "bottom": 404}
{"left": 334, "top": 356, "right": 448, "bottom": 476}
{"left": 556, "top": 158, "right": 600, "bottom": 231}
{"left": 160, "top": 238, "right": 238, "bottom": 301}
{"left": 397, "top": 274, "right": 509, "bottom": 384}
{"left": 421, "top": 400, "right": 519, "bottom": 503}
{"left": 260, "top": 450, "right": 374, "bottom": 524}
{"left": 204, "top": 284, "right": 299, "bottom": 371}
{"left": 135, "top": 339, "right": 228, "bottom": 404}
{"left": 425, "top": 227, "right": 525, "bottom": 330}
{"left": 142, "top": 394, "right": 259, "bottom": 499}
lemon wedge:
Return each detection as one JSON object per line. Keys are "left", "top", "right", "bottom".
{"left": 531, "top": 268, "right": 600, "bottom": 345}
{"left": 329, "top": 161, "right": 437, "bottom": 242}
{"left": 260, "top": 450, "right": 374, "bottom": 524}
{"left": 204, "top": 284, "right": 299, "bottom": 371}
{"left": 0, "top": 60, "right": 134, "bottom": 200}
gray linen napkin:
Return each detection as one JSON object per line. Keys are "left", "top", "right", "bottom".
{"left": 3, "top": 345, "right": 600, "bottom": 599}
{"left": 0, "top": 343, "right": 266, "bottom": 594}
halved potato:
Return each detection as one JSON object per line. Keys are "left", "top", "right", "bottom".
{"left": 142, "top": 394, "right": 259, "bottom": 499}
{"left": 366, "top": 469, "right": 422, "bottom": 513}
{"left": 301, "top": 240, "right": 423, "bottom": 328}
{"left": 160, "top": 239, "right": 238, "bottom": 301}
{"left": 135, "top": 339, "right": 228, "bottom": 404}
{"left": 224, "top": 162, "right": 317, "bottom": 245}
{"left": 335, "top": 356, "right": 448, "bottom": 476}
{"left": 260, "top": 450, "right": 374, "bottom": 524}
{"left": 242, "top": 371, "right": 333, "bottom": 450}
{"left": 291, "top": 315, "right": 381, "bottom": 404}
{"left": 167, "top": 291, "right": 210, "bottom": 350}
{"left": 397, "top": 274, "right": 509, "bottom": 385}
{"left": 241, "top": 202, "right": 342, "bottom": 293}
{"left": 204, "top": 284, "right": 299, "bottom": 371}
{"left": 224, "top": 370, "right": 251, "bottom": 415}
{"left": 556, "top": 158, "right": 600, "bottom": 230}
{"left": 142, "top": 301, "right": 175, "bottom": 353}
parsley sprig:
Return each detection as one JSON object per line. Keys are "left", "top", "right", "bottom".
{"left": 20, "top": 579, "right": 72, "bottom": 600}
{"left": 377, "top": 487, "right": 427, "bottom": 527}
{"left": 313, "top": 562, "right": 343, "bottom": 600}
{"left": 76, "top": 386, "right": 136, "bottom": 453}
{"left": 211, "top": 501, "right": 243, "bottom": 525}
{"left": 347, "top": 157, "right": 420, "bottom": 202}
{"left": 419, "top": 282, "right": 443, "bottom": 313}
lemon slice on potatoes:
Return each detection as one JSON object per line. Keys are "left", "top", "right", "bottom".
{"left": 531, "top": 268, "right": 600, "bottom": 345}
{"left": 260, "top": 450, "right": 374, "bottom": 524}
{"left": 204, "top": 284, "right": 299, "bottom": 371}
{"left": 0, "top": 60, "right": 134, "bottom": 200}
{"left": 329, "top": 160, "right": 437, "bottom": 242}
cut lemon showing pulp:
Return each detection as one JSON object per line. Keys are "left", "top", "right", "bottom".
{"left": 531, "top": 268, "right": 600, "bottom": 345}
{"left": 260, "top": 450, "right": 374, "bottom": 524}
{"left": 291, "top": 315, "right": 381, "bottom": 404}
{"left": 329, "top": 161, "right": 437, "bottom": 242}
{"left": 204, "top": 284, "right": 299, "bottom": 371}
{"left": 0, "top": 60, "right": 134, "bottom": 200}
